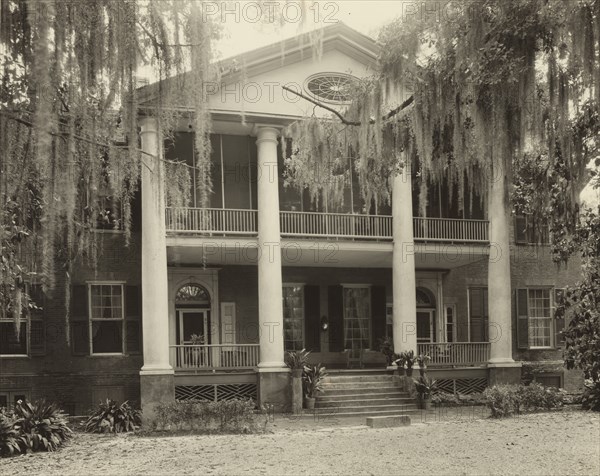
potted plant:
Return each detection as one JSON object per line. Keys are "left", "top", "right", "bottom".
{"left": 303, "top": 364, "right": 327, "bottom": 410}
{"left": 392, "top": 353, "right": 406, "bottom": 376}
{"left": 401, "top": 350, "right": 416, "bottom": 377}
{"left": 415, "top": 353, "right": 431, "bottom": 376}
{"left": 189, "top": 334, "right": 205, "bottom": 366}
{"left": 379, "top": 337, "right": 395, "bottom": 366}
{"left": 413, "top": 375, "right": 437, "bottom": 410}
{"left": 285, "top": 349, "right": 311, "bottom": 413}
{"left": 285, "top": 349, "right": 310, "bottom": 378}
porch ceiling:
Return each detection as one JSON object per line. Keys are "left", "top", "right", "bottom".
{"left": 166, "top": 236, "right": 489, "bottom": 269}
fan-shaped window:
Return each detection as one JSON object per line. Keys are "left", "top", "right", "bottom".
{"left": 176, "top": 284, "right": 210, "bottom": 304}
{"left": 416, "top": 287, "right": 435, "bottom": 307}
{"left": 304, "top": 73, "right": 357, "bottom": 104}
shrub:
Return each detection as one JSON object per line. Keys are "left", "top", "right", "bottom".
{"left": 0, "top": 414, "right": 20, "bottom": 457}
{"left": 483, "top": 385, "right": 519, "bottom": 417}
{"left": 84, "top": 399, "right": 141, "bottom": 433}
{"left": 484, "top": 384, "right": 565, "bottom": 417}
{"left": 430, "top": 392, "right": 485, "bottom": 406}
{"left": 581, "top": 379, "right": 600, "bottom": 411}
{"left": 154, "top": 398, "right": 265, "bottom": 433}
{"left": 11, "top": 400, "right": 72, "bottom": 453}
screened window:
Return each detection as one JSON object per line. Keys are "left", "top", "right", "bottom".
{"left": 283, "top": 285, "right": 304, "bottom": 351}
{"left": 0, "top": 322, "right": 27, "bottom": 355}
{"left": 90, "top": 284, "right": 124, "bottom": 354}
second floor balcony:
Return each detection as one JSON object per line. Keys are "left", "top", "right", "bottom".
{"left": 165, "top": 207, "right": 490, "bottom": 244}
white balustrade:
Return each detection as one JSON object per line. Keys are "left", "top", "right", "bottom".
{"left": 417, "top": 342, "right": 491, "bottom": 366}
{"left": 170, "top": 344, "right": 260, "bottom": 370}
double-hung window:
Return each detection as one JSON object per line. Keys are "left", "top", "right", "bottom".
{"left": 90, "top": 284, "right": 125, "bottom": 354}
{"left": 70, "top": 282, "right": 141, "bottom": 356}
{"left": 0, "top": 284, "right": 45, "bottom": 357}
{"left": 516, "top": 288, "right": 564, "bottom": 349}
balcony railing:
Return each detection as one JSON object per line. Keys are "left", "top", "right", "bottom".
{"left": 170, "top": 344, "right": 260, "bottom": 370}
{"left": 417, "top": 342, "right": 491, "bottom": 367}
{"left": 166, "top": 207, "right": 489, "bottom": 243}
{"left": 166, "top": 207, "right": 257, "bottom": 235}
{"left": 413, "top": 217, "right": 489, "bottom": 243}
{"left": 280, "top": 210, "right": 392, "bottom": 240}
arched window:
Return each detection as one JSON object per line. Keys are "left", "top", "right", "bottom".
{"left": 416, "top": 287, "right": 436, "bottom": 308}
{"left": 175, "top": 284, "right": 210, "bottom": 305}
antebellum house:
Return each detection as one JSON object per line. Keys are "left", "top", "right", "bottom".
{"left": 0, "top": 23, "right": 583, "bottom": 416}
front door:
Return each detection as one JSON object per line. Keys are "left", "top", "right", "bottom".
{"left": 176, "top": 309, "right": 211, "bottom": 368}
{"left": 417, "top": 310, "right": 434, "bottom": 343}
{"left": 177, "top": 309, "right": 210, "bottom": 345}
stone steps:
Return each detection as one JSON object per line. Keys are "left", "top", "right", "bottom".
{"left": 317, "top": 392, "right": 411, "bottom": 402}
{"left": 314, "top": 372, "right": 419, "bottom": 421}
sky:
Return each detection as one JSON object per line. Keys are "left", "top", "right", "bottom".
{"left": 212, "top": 1, "right": 408, "bottom": 59}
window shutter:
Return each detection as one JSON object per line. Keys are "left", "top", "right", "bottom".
{"left": 515, "top": 216, "right": 528, "bottom": 244}
{"left": 304, "top": 285, "right": 321, "bottom": 352}
{"left": 29, "top": 284, "right": 45, "bottom": 356}
{"left": 328, "top": 285, "right": 344, "bottom": 352}
{"left": 71, "top": 285, "right": 89, "bottom": 355}
{"left": 517, "top": 288, "right": 529, "bottom": 349}
{"left": 371, "top": 286, "right": 386, "bottom": 348}
{"left": 125, "top": 285, "right": 141, "bottom": 354}
{"left": 554, "top": 288, "right": 565, "bottom": 348}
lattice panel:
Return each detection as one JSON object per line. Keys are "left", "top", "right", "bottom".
{"left": 433, "top": 377, "right": 488, "bottom": 395}
{"left": 175, "top": 385, "right": 215, "bottom": 401}
{"left": 435, "top": 379, "right": 456, "bottom": 395}
{"left": 455, "top": 378, "right": 487, "bottom": 394}
{"left": 175, "top": 384, "right": 257, "bottom": 402}
{"left": 216, "top": 384, "right": 257, "bottom": 402}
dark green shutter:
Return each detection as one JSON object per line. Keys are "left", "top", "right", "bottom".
{"left": 328, "top": 285, "right": 344, "bottom": 352}
{"left": 29, "top": 284, "right": 45, "bottom": 356}
{"left": 371, "top": 286, "right": 386, "bottom": 348}
{"left": 469, "top": 288, "right": 488, "bottom": 342}
{"left": 554, "top": 288, "right": 565, "bottom": 347}
{"left": 71, "top": 285, "right": 89, "bottom": 355}
{"left": 517, "top": 288, "right": 529, "bottom": 349}
{"left": 125, "top": 285, "right": 141, "bottom": 354}
{"left": 304, "top": 285, "right": 321, "bottom": 352}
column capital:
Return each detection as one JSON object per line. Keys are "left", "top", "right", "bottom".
{"left": 254, "top": 125, "right": 280, "bottom": 144}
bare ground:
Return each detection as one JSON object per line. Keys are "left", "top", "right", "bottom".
{"left": 1, "top": 408, "right": 598, "bottom": 476}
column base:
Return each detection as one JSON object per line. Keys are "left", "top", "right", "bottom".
{"left": 488, "top": 361, "right": 523, "bottom": 385}
{"left": 140, "top": 371, "right": 175, "bottom": 426}
{"left": 258, "top": 369, "right": 290, "bottom": 412}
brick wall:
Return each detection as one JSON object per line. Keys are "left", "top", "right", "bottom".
{"left": 0, "top": 232, "right": 142, "bottom": 415}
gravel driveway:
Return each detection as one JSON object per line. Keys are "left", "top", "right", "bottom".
{"left": 2, "top": 409, "right": 598, "bottom": 475}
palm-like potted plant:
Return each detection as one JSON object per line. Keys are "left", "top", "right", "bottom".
{"left": 285, "top": 348, "right": 310, "bottom": 377}
{"left": 392, "top": 353, "right": 406, "bottom": 376}
{"left": 413, "top": 375, "right": 437, "bottom": 410}
{"left": 415, "top": 353, "right": 431, "bottom": 376}
{"left": 401, "top": 350, "right": 416, "bottom": 377}
{"left": 379, "top": 338, "right": 395, "bottom": 366}
{"left": 303, "top": 364, "right": 327, "bottom": 410}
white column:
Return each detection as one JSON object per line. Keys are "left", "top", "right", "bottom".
{"left": 488, "top": 164, "right": 515, "bottom": 364}
{"left": 392, "top": 163, "right": 418, "bottom": 354}
{"left": 139, "top": 117, "right": 172, "bottom": 375}
{"left": 256, "top": 126, "right": 285, "bottom": 369}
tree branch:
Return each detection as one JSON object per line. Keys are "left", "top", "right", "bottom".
{"left": 281, "top": 85, "right": 414, "bottom": 126}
